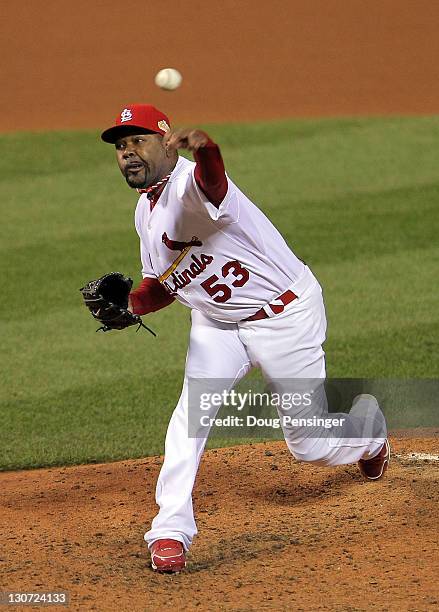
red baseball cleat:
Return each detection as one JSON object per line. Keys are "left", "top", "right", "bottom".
{"left": 150, "top": 539, "right": 186, "bottom": 573}
{"left": 358, "top": 439, "right": 390, "bottom": 480}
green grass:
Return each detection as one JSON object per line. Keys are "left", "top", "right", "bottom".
{"left": 1, "top": 116, "right": 438, "bottom": 470}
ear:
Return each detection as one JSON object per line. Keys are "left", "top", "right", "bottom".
{"left": 158, "top": 134, "right": 170, "bottom": 158}
{"left": 165, "top": 144, "right": 177, "bottom": 160}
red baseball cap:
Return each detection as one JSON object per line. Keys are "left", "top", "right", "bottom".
{"left": 101, "top": 104, "right": 171, "bottom": 143}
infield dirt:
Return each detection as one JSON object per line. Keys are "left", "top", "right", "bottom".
{"left": 2, "top": 0, "right": 439, "bottom": 131}
{"left": 2, "top": 438, "right": 439, "bottom": 611}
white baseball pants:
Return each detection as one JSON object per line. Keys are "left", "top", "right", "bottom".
{"left": 144, "top": 267, "right": 386, "bottom": 551}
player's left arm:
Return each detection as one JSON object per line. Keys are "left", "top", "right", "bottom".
{"left": 163, "top": 128, "right": 227, "bottom": 208}
{"left": 128, "top": 277, "right": 175, "bottom": 315}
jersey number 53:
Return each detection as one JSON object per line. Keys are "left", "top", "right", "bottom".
{"left": 200, "top": 260, "right": 250, "bottom": 303}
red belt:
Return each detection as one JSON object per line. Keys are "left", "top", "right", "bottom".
{"left": 243, "top": 289, "right": 298, "bottom": 322}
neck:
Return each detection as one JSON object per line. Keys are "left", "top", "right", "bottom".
{"left": 137, "top": 156, "right": 178, "bottom": 194}
{"left": 137, "top": 172, "right": 172, "bottom": 195}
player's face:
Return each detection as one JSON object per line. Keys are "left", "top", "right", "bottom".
{"left": 115, "top": 133, "right": 171, "bottom": 189}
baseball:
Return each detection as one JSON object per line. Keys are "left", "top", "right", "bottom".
{"left": 154, "top": 68, "right": 183, "bottom": 91}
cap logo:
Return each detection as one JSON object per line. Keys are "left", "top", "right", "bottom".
{"left": 120, "top": 108, "right": 133, "bottom": 123}
{"left": 158, "top": 120, "right": 170, "bottom": 132}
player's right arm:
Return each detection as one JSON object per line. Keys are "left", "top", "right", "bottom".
{"left": 164, "top": 128, "right": 227, "bottom": 207}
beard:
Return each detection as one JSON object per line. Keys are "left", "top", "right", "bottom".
{"left": 124, "top": 167, "right": 148, "bottom": 189}
{"left": 125, "top": 174, "right": 148, "bottom": 189}
{"left": 123, "top": 161, "right": 153, "bottom": 189}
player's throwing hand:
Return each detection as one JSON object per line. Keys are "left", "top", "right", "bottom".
{"left": 164, "top": 128, "right": 210, "bottom": 153}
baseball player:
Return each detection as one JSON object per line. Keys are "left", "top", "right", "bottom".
{"left": 100, "top": 104, "right": 390, "bottom": 573}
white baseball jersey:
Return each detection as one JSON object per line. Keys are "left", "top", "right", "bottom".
{"left": 134, "top": 156, "right": 307, "bottom": 323}
{"left": 140, "top": 156, "right": 388, "bottom": 553}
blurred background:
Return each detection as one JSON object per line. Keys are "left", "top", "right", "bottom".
{"left": 1, "top": 0, "right": 438, "bottom": 470}
{"left": 2, "top": 0, "right": 439, "bottom": 130}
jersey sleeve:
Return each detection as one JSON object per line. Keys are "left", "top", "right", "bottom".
{"left": 178, "top": 167, "right": 240, "bottom": 226}
{"left": 139, "top": 238, "right": 156, "bottom": 279}
{"left": 134, "top": 198, "right": 156, "bottom": 279}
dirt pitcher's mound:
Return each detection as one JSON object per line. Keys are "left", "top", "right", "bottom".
{"left": 1, "top": 439, "right": 438, "bottom": 611}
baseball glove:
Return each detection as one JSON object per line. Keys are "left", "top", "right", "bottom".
{"left": 80, "top": 272, "right": 156, "bottom": 335}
